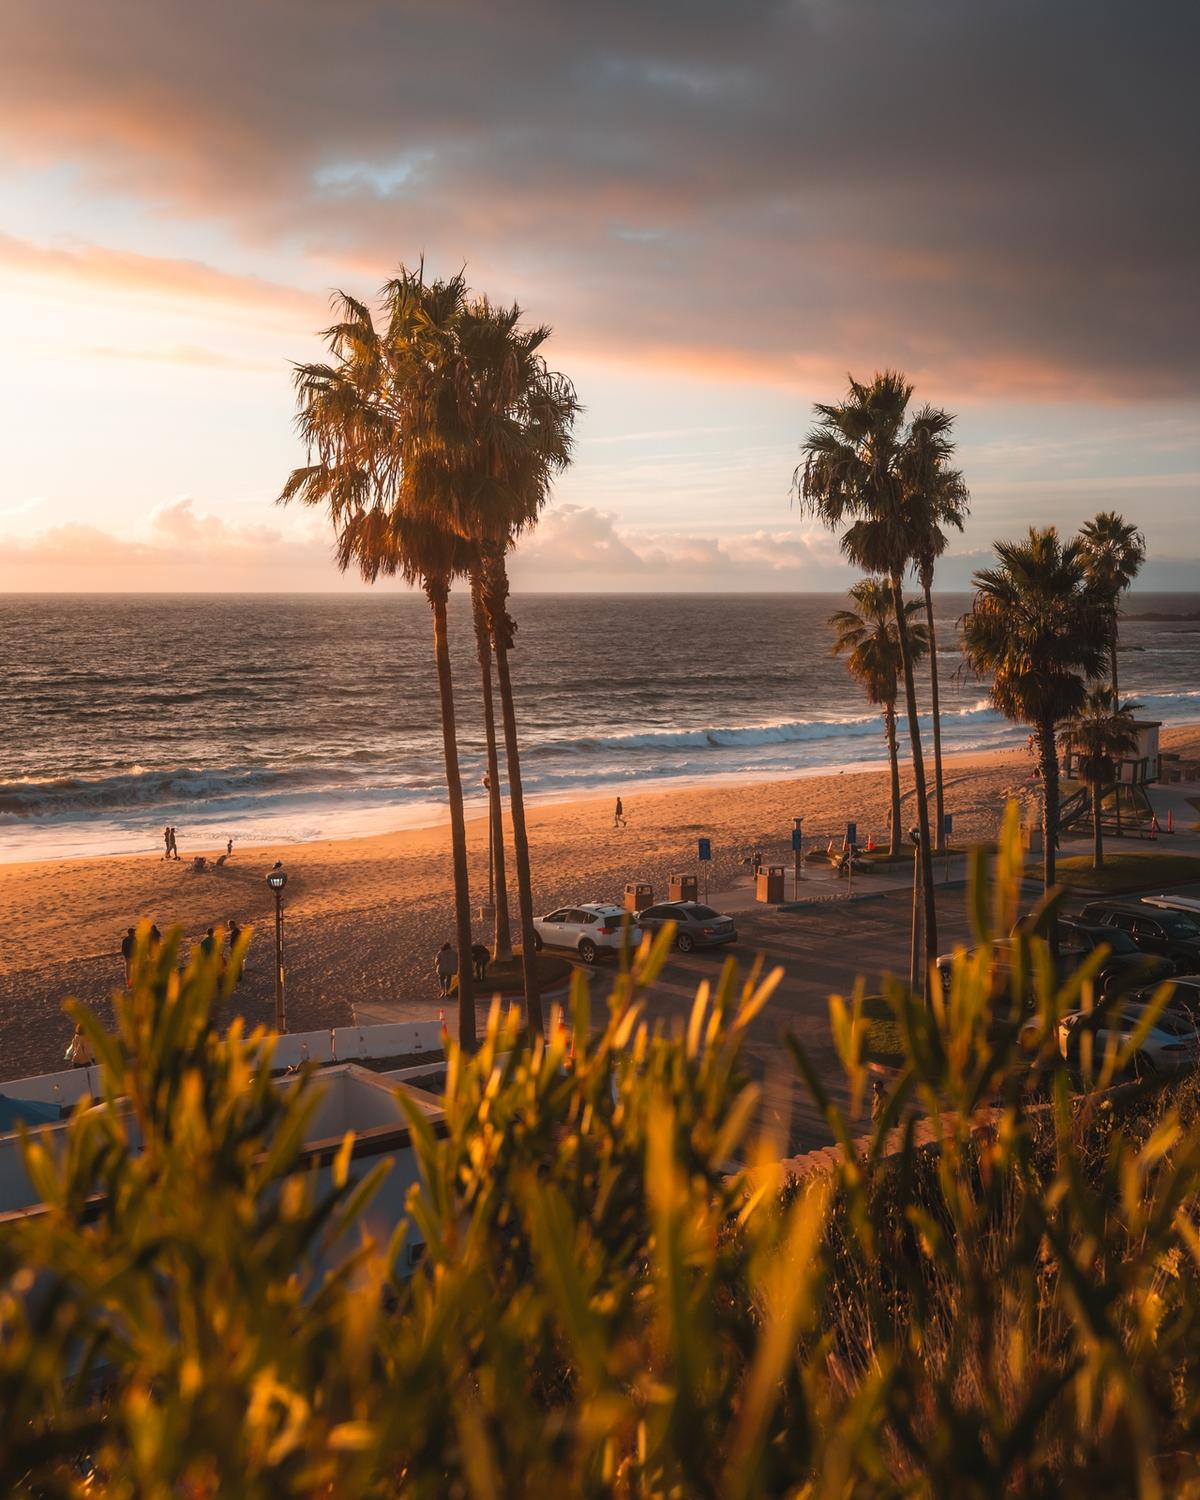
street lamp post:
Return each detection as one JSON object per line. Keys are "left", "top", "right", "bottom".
{"left": 908, "top": 827, "right": 922, "bottom": 998}
{"left": 265, "top": 867, "right": 288, "bottom": 1033}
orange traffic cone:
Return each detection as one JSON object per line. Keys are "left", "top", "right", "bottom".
{"left": 1168, "top": 809, "right": 1175, "bottom": 834}
{"left": 1150, "top": 815, "right": 1160, "bottom": 840}
{"left": 438, "top": 1007, "right": 449, "bottom": 1045}
{"left": 866, "top": 832, "right": 875, "bottom": 851}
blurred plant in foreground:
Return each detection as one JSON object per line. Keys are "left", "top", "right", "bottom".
{"left": 3, "top": 806, "right": 1200, "bottom": 1496}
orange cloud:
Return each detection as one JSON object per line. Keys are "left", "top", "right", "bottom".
{"left": 0, "top": 232, "right": 318, "bottom": 323}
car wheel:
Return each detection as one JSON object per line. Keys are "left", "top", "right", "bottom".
{"left": 578, "top": 939, "right": 598, "bottom": 964}
{"left": 531, "top": 931, "right": 544, "bottom": 952}
{"left": 676, "top": 931, "right": 695, "bottom": 954}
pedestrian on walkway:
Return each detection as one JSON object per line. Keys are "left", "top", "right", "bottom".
{"left": 471, "top": 942, "right": 490, "bottom": 983}
{"left": 65, "top": 1023, "right": 95, "bottom": 1069}
{"left": 435, "top": 942, "right": 458, "bottom": 998}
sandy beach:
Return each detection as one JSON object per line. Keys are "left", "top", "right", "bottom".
{"left": 4, "top": 727, "right": 1199, "bottom": 1083}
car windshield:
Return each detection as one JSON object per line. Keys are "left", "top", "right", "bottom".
{"left": 1162, "top": 916, "right": 1200, "bottom": 938}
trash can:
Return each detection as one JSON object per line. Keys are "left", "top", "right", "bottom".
{"left": 669, "top": 873, "right": 698, "bottom": 903}
{"left": 756, "top": 865, "right": 785, "bottom": 903}
{"left": 625, "top": 881, "right": 653, "bottom": 913}
{"left": 1023, "top": 825, "right": 1043, "bottom": 854}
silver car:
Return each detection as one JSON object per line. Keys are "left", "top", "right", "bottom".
{"left": 635, "top": 901, "right": 738, "bottom": 954}
{"left": 531, "top": 903, "right": 642, "bottom": 964}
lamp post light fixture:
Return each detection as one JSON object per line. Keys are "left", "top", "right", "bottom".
{"left": 265, "top": 866, "right": 288, "bottom": 1033}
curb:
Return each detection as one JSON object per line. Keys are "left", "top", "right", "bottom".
{"left": 775, "top": 891, "right": 888, "bottom": 912}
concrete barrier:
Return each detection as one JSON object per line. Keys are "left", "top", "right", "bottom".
{"left": 267, "top": 1030, "right": 335, "bottom": 1069}
{"left": 2, "top": 1067, "right": 99, "bottom": 1109}
{"left": 333, "top": 1021, "right": 441, "bottom": 1061}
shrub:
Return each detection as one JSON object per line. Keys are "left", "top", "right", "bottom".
{"left": 3, "top": 806, "right": 1200, "bottom": 1495}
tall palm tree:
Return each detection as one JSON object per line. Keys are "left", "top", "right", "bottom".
{"left": 797, "top": 372, "right": 948, "bottom": 979}
{"left": 830, "top": 581, "right": 928, "bottom": 857}
{"left": 904, "top": 428, "right": 970, "bottom": 854}
{"left": 432, "top": 296, "right": 579, "bottom": 1033}
{"left": 962, "top": 527, "right": 1107, "bottom": 895}
{"left": 471, "top": 562, "right": 512, "bottom": 960}
{"left": 279, "top": 273, "right": 481, "bottom": 1049}
{"left": 1078, "top": 511, "right": 1146, "bottom": 699}
{"left": 1058, "top": 689, "right": 1141, "bottom": 871}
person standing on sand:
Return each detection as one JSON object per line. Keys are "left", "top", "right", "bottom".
{"left": 613, "top": 796, "right": 627, "bottom": 829}
{"left": 120, "top": 926, "right": 136, "bottom": 987}
{"left": 435, "top": 942, "right": 457, "bottom": 998}
{"left": 163, "top": 825, "right": 172, "bottom": 860}
{"left": 199, "top": 927, "right": 217, "bottom": 962}
{"left": 170, "top": 827, "right": 180, "bottom": 860}
{"left": 226, "top": 837, "right": 233, "bottom": 857}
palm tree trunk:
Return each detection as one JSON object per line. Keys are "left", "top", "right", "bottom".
{"left": 427, "top": 580, "right": 476, "bottom": 1050}
{"left": 1109, "top": 622, "right": 1125, "bottom": 835}
{"left": 890, "top": 573, "right": 938, "bottom": 985}
{"left": 471, "top": 575, "right": 512, "bottom": 960}
{"left": 484, "top": 550, "right": 544, "bottom": 1037}
{"left": 885, "top": 700, "right": 902, "bottom": 858}
{"left": 1110, "top": 617, "right": 1120, "bottom": 699}
{"left": 1038, "top": 715, "right": 1060, "bottom": 894}
{"left": 922, "top": 575, "right": 947, "bottom": 854}
{"left": 1092, "top": 780, "right": 1104, "bottom": 870}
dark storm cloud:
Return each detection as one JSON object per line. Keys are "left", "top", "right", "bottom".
{"left": 4, "top": 0, "right": 1197, "bottom": 395}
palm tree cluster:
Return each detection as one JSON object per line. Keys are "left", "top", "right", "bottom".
{"left": 800, "top": 373, "right": 968, "bottom": 986}
{"left": 807, "top": 375, "right": 1151, "bottom": 980}
{"left": 964, "top": 518, "right": 1146, "bottom": 880}
{"left": 280, "top": 267, "right": 579, "bottom": 1047}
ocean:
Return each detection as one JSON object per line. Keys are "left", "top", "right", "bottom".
{"left": 3, "top": 592, "right": 1199, "bottom": 862}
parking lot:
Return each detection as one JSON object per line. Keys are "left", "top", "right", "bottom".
{"left": 633, "top": 872, "right": 1200, "bottom": 1153}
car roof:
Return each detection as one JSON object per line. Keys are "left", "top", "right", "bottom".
{"left": 1082, "top": 899, "right": 1156, "bottom": 915}
{"left": 579, "top": 902, "right": 627, "bottom": 914}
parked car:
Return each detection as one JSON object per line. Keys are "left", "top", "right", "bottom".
{"left": 531, "top": 903, "right": 642, "bottom": 964}
{"left": 1057, "top": 1001, "right": 1200, "bottom": 1078}
{"left": 1127, "top": 974, "right": 1200, "bottom": 1023}
{"left": 1142, "top": 894, "right": 1200, "bottom": 918}
{"left": 1056, "top": 917, "right": 1175, "bottom": 991}
{"left": 937, "top": 918, "right": 1173, "bottom": 998}
{"left": 1080, "top": 900, "right": 1200, "bottom": 973}
{"left": 635, "top": 901, "right": 738, "bottom": 953}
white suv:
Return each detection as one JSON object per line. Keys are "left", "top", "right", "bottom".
{"left": 531, "top": 903, "right": 643, "bottom": 964}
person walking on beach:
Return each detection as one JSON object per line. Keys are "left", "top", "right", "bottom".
{"left": 120, "top": 926, "right": 136, "bottom": 987}
{"left": 613, "top": 796, "right": 627, "bottom": 829}
{"left": 163, "top": 825, "right": 172, "bottom": 860}
{"left": 65, "top": 1023, "right": 95, "bottom": 1069}
{"left": 435, "top": 942, "right": 458, "bottom": 999}
{"left": 471, "top": 942, "right": 490, "bottom": 983}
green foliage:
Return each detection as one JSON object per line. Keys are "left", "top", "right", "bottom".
{"left": 6, "top": 817, "right": 1200, "bottom": 1495}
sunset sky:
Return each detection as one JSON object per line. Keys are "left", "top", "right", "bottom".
{"left": 1, "top": 0, "right": 1196, "bottom": 592}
